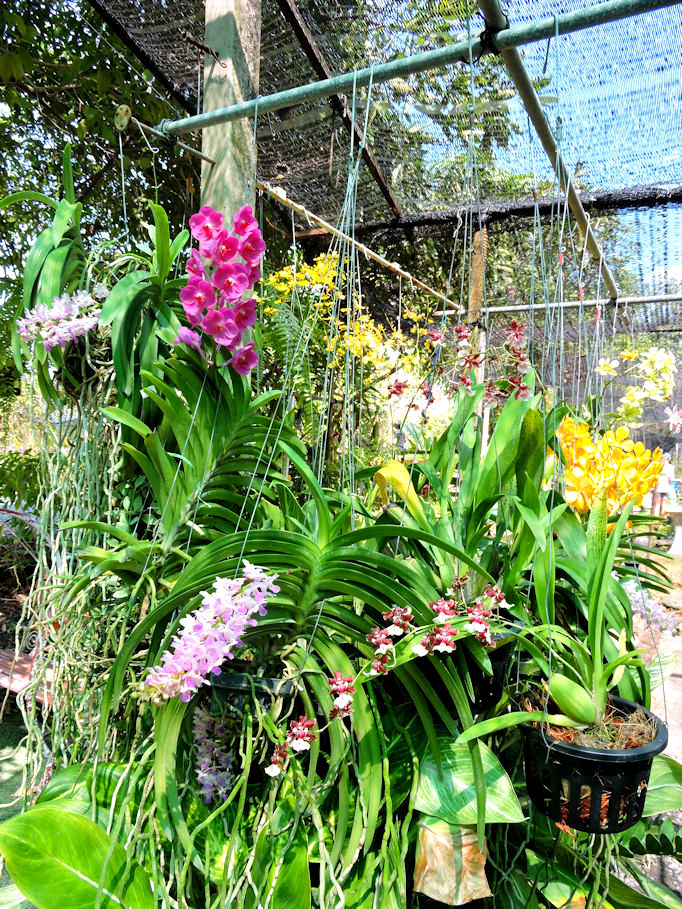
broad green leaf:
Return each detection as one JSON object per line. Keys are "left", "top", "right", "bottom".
{"left": 533, "top": 532, "right": 555, "bottom": 625}
{"left": 515, "top": 407, "right": 544, "bottom": 493}
{"left": 643, "top": 755, "right": 682, "bottom": 817}
{"left": 648, "top": 651, "right": 677, "bottom": 691}
{"left": 36, "top": 765, "right": 89, "bottom": 803}
{"left": 0, "top": 806, "right": 154, "bottom": 908}
{"left": 476, "top": 389, "right": 532, "bottom": 508}
{"left": 271, "top": 828, "right": 310, "bottom": 909}
{"left": 415, "top": 738, "right": 523, "bottom": 824}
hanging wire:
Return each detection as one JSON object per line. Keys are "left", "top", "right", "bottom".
{"left": 118, "top": 132, "right": 130, "bottom": 244}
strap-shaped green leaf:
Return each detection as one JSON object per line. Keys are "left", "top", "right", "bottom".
{"left": 62, "top": 143, "right": 76, "bottom": 203}
{"left": 0, "top": 190, "right": 58, "bottom": 210}
{"left": 50, "top": 199, "right": 79, "bottom": 248}
{"left": 99, "top": 271, "right": 150, "bottom": 326}
{"left": 149, "top": 202, "right": 171, "bottom": 282}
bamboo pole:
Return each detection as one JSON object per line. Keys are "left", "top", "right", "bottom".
{"left": 258, "top": 182, "right": 463, "bottom": 312}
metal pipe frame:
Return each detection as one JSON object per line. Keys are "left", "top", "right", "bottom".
{"left": 156, "top": 0, "right": 681, "bottom": 140}
{"left": 478, "top": 0, "right": 619, "bottom": 299}
{"left": 152, "top": 0, "right": 682, "bottom": 303}
{"left": 484, "top": 293, "right": 682, "bottom": 314}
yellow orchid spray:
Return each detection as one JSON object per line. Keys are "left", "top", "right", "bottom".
{"left": 595, "top": 345, "right": 677, "bottom": 425}
{"left": 556, "top": 417, "right": 663, "bottom": 514}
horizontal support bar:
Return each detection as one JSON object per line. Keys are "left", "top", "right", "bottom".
{"left": 156, "top": 0, "right": 682, "bottom": 137}
{"left": 484, "top": 294, "right": 682, "bottom": 314}
{"left": 133, "top": 119, "right": 217, "bottom": 165}
{"left": 292, "top": 182, "right": 682, "bottom": 238}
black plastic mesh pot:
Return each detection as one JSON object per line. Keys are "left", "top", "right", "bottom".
{"left": 209, "top": 672, "right": 295, "bottom": 711}
{"left": 470, "top": 636, "right": 515, "bottom": 711}
{"left": 522, "top": 697, "right": 668, "bottom": 834}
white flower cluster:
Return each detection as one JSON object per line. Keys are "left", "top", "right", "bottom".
{"left": 16, "top": 284, "right": 108, "bottom": 353}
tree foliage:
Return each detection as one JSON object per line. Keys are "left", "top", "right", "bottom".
{"left": 0, "top": 0, "right": 197, "bottom": 385}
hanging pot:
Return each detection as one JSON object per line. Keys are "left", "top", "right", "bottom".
{"left": 522, "top": 696, "right": 667, "bottom": 834}
{"left": 209, "top": 672, "right": 295, "bottom": 712}
{"left": 469, "top": 630, "right": 517, "bottom": 712}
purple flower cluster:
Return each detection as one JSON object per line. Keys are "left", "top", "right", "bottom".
{"left": 143, "top": 562, "right": 279, "bottom": 706}
{"left": 174, "top": 205, "right": 264, "bottom": 375}
{"left": 16, "top": 285, "right": 107, "bottom": 353}
{"left": 622, "top": 578, "right": 678, "bottom": 634}
{"left": 192, "top": 705, "right": 234, "bottom": 803}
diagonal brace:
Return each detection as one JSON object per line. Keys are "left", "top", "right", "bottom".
{"left": 274, "top": 0, "right": 404, "bottom": 221}
{"left": 478, "top": 0, "right": 619, "bottom": 299}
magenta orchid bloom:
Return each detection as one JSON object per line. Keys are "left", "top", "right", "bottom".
{"left": 189, "top": 205, "right": 224, "bottom": 243}
{"left": 209, "top": 231, "right": 240, "bottom": 266}
{"left": 233, "top": 205, "right": 258, "bottom": 236}
{"left": 178, "top": 206, "right": 267, "bottom": 359}
{"left": 213, "top": 263, "right": 250, "bottom": 302}
{"left": 202, "top": 308, "right": 241, "bottom": 348}
{"left": 180, "top": 277, "right": 216, "bottom": 324}
{"left": 173, "top": 327, "right": 203, "bottom": 352}
{"left": 230, "top": 342, "right": 258, "bottom": 375}
{"left": 186, "top": 249, "right": 206, "bottom": 278}
{"left": 234, "top": 298, "right": 257, "bottom": 332}
{"left": 239, "top": 231, "right": 266, "bottom": 266}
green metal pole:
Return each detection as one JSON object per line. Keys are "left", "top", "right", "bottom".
{"left": 157, "top": 0, "right": 682, "bottom": 137}
{"left": 479, "top": 0, "right": 621, "bottom": 298}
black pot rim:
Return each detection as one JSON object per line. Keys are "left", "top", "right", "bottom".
{"left": 523, "top": 695, "right": 668, "bottom": 764}
{"left": 209, "top": 672, "right": 295, "bottom": 696}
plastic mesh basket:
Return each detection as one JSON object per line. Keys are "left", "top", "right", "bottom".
{"left": 522, "top": 696, "right": 668, "bottom": 834}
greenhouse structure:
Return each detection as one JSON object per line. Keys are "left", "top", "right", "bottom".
{"left": 0, "top": 0, "right": 681, "bottom": 906}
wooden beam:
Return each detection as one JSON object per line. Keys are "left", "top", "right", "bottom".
{"left": 273, "top": 0, "right": 404, "bottom": 222}
{"left": 202, "top": 0, "right": 261, "bottom": 215}
{"left": 292, "top": 183, "right": 682, "bottom": 240}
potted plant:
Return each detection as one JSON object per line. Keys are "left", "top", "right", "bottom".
{"left": 458, "top": 492, "right": 668, "bottom": 833}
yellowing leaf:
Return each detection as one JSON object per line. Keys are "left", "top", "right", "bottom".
{"left": 374, "top": 460, "right": 427, "bottom": 527}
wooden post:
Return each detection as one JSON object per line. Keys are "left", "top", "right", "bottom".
{"left": 201, "top": 0, "right": 262, "bottom": 216}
